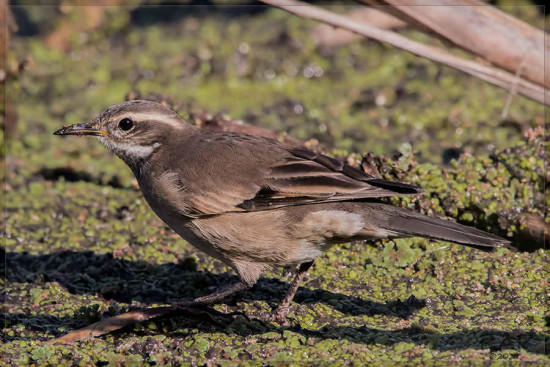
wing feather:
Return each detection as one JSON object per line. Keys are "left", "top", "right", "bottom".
{"left": 172, "top": 132, "right": 422, "bottom": 216}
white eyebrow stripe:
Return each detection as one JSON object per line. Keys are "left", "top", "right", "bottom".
{"left": 127, "top": 112, "right": 185, "bottom": 129}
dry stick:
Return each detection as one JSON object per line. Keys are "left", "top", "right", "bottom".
{"left": 312, "top": 7, "right": 406, "bottom": 47}
{"left": 501, "top": 47, "right": 530, "bottom": 119}
{"left": 47, "top": 306, "right": 175, "bottom": 345}
{"left": 47, "top": 304, "right": 229, "bottom": 345}
{"left": 358, "top": 0, "right": 547, "bottom": 89}
{"left": 46, "top": 305, "right": 235, "bottom": 345}
{"left": 259, "top": 0, "right": 547, "bottom": 106}
{"left": 48, "top": 301, "right": 240, "bottom": 345}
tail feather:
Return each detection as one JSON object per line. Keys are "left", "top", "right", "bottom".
{"left": 366, "top": 202, "right": 512, "bottom": 251}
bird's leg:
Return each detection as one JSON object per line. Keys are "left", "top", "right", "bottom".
{"left": 174, "top": 281, "right": 250, "bottom": 308}
{"left": 273, "top": 260, "right": 314, "bottom": 325}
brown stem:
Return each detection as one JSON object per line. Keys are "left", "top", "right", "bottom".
{"left": 259, "top": 0, "right": 547, "bottom": 105}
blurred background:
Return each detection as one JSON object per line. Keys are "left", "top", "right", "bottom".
{"left": 4, "top": 0, "right": 546, "bottom": 186}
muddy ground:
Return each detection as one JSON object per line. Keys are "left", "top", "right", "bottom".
{"left": 2, "top": 2, "right": 548, "bottom": 366}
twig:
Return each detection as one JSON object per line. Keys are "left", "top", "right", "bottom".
{"left": 312, "top": 7, "right": 405, "bottom": 47}
{"left": 501, "top": 47, "right": 530, "bottom": 119}
{"left": 46, "top": 306, "right": 218, "bottom": 345}
{"left": 47, "top": 306, "right": 173, "bottom": 345}
{"left": 358, "top": 0, "right": 547, "bottom": 89}
{"left": 259, "top": 0, "right": 547, "bottom": 106}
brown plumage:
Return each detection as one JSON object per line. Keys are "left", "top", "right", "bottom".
{"left": 54, "top": 100, "right": 511, "bottom": 323}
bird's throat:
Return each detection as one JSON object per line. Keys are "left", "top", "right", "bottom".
{"left": 96, "top": 136, "right": 161, "bottom": 176}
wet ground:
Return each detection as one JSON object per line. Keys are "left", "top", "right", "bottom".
{"left": 2, "top": 2, "right": 548, "bottom": 365}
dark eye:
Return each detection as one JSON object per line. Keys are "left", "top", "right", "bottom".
{"left": 118, "top": 118, "right": 134, "bottom": 131}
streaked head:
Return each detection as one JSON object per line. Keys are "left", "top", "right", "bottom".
{"left": 54, "top": 100, "right": 195, "bottom": 163}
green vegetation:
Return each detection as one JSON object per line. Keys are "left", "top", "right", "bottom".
{"left": 3, "top": 2, "right": 548, "bottom": 365}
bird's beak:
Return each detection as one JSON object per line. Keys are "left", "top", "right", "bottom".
{"left": 53, "top": 122, "right": 107, "bottom": 137}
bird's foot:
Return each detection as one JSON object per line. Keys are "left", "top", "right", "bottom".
{"left": 270, "top": 306, "right": 291, "bottom": 326}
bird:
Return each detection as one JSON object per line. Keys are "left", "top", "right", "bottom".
{"left": 54, "top": 99, "right": 511, "bottom": 324}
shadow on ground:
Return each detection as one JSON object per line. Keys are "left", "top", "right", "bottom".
{"left": 3, "top": 311, "right": 547, "bottom": 354}
{"left": 3, "top": 249, "right": 423, "bottom": 317}
{"left": 3, "top": 248, "right": 548, "bottom": 354}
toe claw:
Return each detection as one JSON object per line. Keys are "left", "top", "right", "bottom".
{"left": 271, "top": 308, "right": 291, "bottom": 326}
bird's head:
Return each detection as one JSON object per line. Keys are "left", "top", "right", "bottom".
{"left": 54, "top": 100, "right": 195, "bottom": 165}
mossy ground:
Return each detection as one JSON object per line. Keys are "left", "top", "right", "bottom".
{"left": 2, "top": 2, "right": 548, "bottom": 366}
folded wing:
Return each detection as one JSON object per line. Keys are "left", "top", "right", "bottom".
{"left": 178, "top": 133, "right": 423, "bottom": 216}
{"left": 238, "top": 148, "right": 423, "bottom": 211}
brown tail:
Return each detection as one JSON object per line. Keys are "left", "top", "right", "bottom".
{"left": 364, "top": 202, "right": 512, "bottom": 251}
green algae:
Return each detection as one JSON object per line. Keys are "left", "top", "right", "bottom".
{"left": 3, "top": 2, "right": 549, "bottom": 366}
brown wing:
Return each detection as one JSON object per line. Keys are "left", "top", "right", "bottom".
{"left": 175, "top": 132, "right": 423, "bottom": 216}
{"left": 238, "top": 148, "right": 423, "bottom": 211}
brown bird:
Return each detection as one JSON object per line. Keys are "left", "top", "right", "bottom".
{"left": 54, "top": 100, "right": 510, "bottom": 323}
